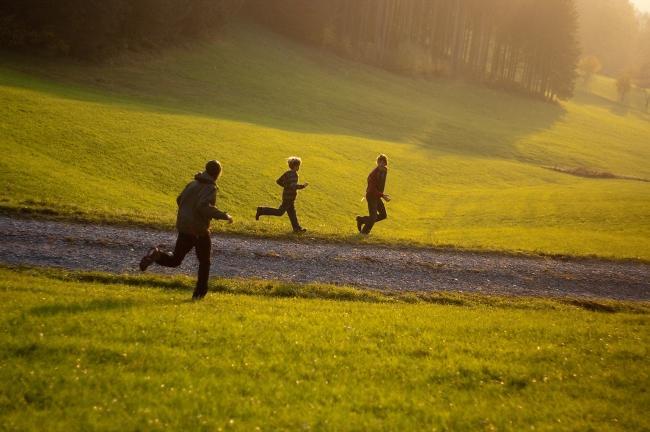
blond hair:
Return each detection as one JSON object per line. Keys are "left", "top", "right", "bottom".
{"left": 287, "top": 156, "right": 302, "bottom": 169}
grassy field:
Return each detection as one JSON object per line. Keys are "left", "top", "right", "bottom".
{"left": 0, "top": 266, "right": 648, "bottom": 431}
{"left": 1, "top": 24, "right": 649, "bottom": 259}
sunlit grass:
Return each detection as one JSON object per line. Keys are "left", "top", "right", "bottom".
{"left": 0, "top": 267, "right": 648, "bottom": 431}
{"left": 1, "top": 24, "right": 649, "bottom": 259}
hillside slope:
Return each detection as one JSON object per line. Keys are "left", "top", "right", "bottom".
{"left": 1, "top": 24, "right": 649, "bottom": 259}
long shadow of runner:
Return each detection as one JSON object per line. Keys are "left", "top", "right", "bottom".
{"left": 29, "top": 298, "right": 136, "bottom": 317}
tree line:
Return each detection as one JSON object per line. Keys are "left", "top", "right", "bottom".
{"left": 628, "top": 15, "right": 650, "bottom": 109}
{"left": 574, "top": 0, "right": 650, "bottom": 107}
{"left": 575, "top": 0, "right": 644, "bottom": 76}
{"left": 1, "top": 0, "right": 581, "bottom": 100}
{"left": 247, "top": 0, "right": 580, "bottom": 100}
{"left": 0, "top": 0, "right": 244, "bottom": 58}
{"left": 638, "top": 17, "right": 650, "bottom": 107}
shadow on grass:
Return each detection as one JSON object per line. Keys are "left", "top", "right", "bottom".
{"left": 572, "top": 90, "right": 649, "bottom": 119}
{"left": 564, "top": 299, "right": 618, "bottom": 313}
{"left": 7, "top": 342, "right": 126, "bottom": 365}
{"left": 0, "top": 23, "right": 565, "bottom": 162}
{"left": 29, "top": 298, "right": 136, "bottom": 317}
{"left": 6, "top": 265, "right": 648, "bottom": 315}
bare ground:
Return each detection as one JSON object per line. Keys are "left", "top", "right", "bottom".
{"left": 0, "top": 216, "right": 648, "bottom": 300}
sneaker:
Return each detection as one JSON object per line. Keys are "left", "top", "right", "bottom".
{"left": 293, "top": 227, "right": 307, "bottom": 233}
{"left": 139, "top": 247, "right": 161, "bottom": 272}
{"left": 255, "top": 207, "right": 261, "bottom": 221}
{"left": 356, "top": 216, "right": 363, "bottom": 233}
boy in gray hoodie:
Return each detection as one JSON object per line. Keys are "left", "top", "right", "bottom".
{"left": 139, "top": 160, "right": 233, "bottom": 300}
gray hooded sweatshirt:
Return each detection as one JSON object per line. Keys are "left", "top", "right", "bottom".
{"left": 176, "top": 172, "right": 229, "bottom": 236}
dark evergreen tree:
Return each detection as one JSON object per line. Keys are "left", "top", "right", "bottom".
{"left": 0, "top": 0, "right": 244, "bottom": 58}
{"left": 247, "top": 0, "right": 581, "bottom": 100}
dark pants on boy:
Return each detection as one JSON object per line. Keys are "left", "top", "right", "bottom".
{"left": 156, "top": 232, "right": 212, "bottom": 298}
{"left": 359, "top": 196, "right": 387, "bottom": 234}
{"left": 258, "top": 199, "right": 301, "bottom": 230}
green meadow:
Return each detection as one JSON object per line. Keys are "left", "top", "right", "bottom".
{"left": 0, "top": 267, "right": 648, "bottom": 431}
{"left": 1, "top": 24, "right": 649, "bottom": 259}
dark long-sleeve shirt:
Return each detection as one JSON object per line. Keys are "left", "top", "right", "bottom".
{"left": 366, "top": 166, "right": 387, "bottom": 199}
{"left": 276, "top": 170, "right": 305, "bottom": 202}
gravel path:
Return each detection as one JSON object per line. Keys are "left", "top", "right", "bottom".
{"left": 1, "top": 216, "right": 648, "bottom": 300}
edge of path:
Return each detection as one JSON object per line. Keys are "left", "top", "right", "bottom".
{"left": 4, "top": 265, "right": 649, "bottom": 314}
{"left": 3, "top": 207, "right": 649, "bottom": 266}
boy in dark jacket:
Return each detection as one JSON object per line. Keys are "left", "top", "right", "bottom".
{"left": 256, "top": 156, "right": 308, "bottom": 233}
{"left": 139, "top": 160, "right": 233, "bottom": 300}
{"left": 357, "top": 154, "right": 391, "bottom": 235}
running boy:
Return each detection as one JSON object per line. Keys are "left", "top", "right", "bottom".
{"left": 356, "top": 154, "right": 391, "bottom": 235}
{"left": 256, "top": 156, "right": 308, "bottom": 233}
{"left": 139, "top": 160, "right": 233, "bottom": 300}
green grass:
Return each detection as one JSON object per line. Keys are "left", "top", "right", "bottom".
{"left": 0, "top": 267, "right": 648, "bottom": 431}
{"left": 1, "top": 23, "right": 649, "bottom": 259}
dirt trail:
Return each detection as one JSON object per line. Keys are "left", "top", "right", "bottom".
{"left": 0, "top": 216, "right": 648, "bottom": 300}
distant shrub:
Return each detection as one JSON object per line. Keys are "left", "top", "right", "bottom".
{"left": 577, "top": 55, "right": 602, "bottom": 81}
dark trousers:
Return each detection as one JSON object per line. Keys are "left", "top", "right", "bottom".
{"left": 156, "top": 232, "right": 212, "bottom": 298}
{"left": 359, "top": 196, "right": 387, "bottom": 234}
{"left": 258, "top": 200, "right": 301, "bottom": 230}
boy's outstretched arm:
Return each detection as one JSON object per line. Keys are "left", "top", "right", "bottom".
{"left": 278, "top": 172, "right": 306, "bottom": 190}
{"left": 202, "top": 205, "right": 231, "bottom": 221}
{"left": 197, "top": 187, "right": 232, "bottom": 222}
